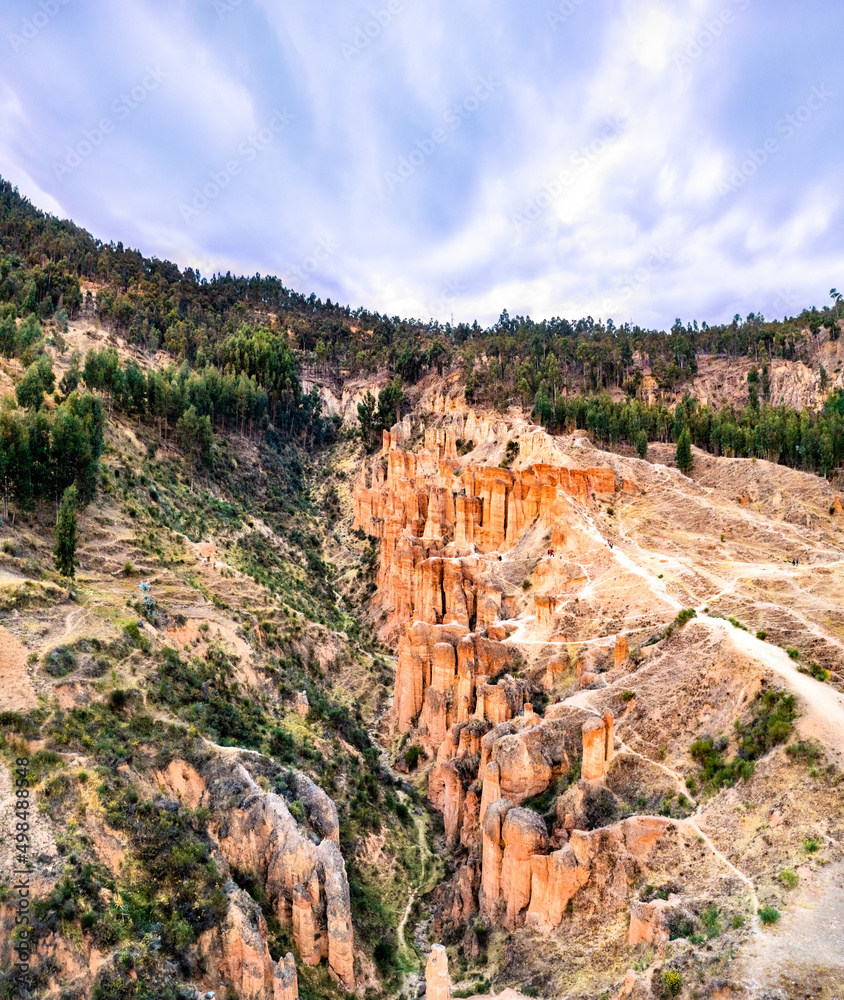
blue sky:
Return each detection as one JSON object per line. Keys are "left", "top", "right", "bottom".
{"left": 1, "top": 0, "right": 842, "bottom": 329}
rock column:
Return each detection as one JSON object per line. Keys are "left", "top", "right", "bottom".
{"left": 273, "top": 954, "right": 298, "bottom": 1000}
{"left": 426, "top": 944, "right": 451, "bottom": 1000}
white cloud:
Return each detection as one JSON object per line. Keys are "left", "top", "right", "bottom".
{"left": 0, "top": 0, "right": 841, "bottom": 329}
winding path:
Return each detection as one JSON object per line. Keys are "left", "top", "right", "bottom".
{"left": 699, "top": 615, "right": 844, "bottom": 761}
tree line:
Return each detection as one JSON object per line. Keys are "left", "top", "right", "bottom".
{"left": 0, "top": 389, "right": 103, "bottom": 522}
{"left": 1, "top": 332, "right": 337, "bottom": 520}
{"left": 538, "top": 390, "right": 844, "bottom": 479}
{"left": 3, "top": 175, "right": 840, "bottom": 399}
{"left": 2, "top": 173, "right": 842, "bottom": 481}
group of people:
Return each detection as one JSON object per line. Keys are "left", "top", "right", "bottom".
{"left": 791, "top": 558, "right": 800, "bottom": 567}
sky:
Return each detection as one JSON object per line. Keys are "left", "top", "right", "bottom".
{"left": 1, "top": 0, "right": 842, "bottom": 330}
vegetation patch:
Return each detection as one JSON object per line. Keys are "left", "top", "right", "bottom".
{"left": 689, "top": 689, "right": 797, "bottom": 792}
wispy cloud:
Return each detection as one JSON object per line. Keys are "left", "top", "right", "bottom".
{"left": 0, "top": 0, "right": 841, "bottom": 327}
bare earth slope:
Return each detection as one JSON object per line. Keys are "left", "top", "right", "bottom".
{"left": 352, "top": 398, "right": 844, "bottom": 1000}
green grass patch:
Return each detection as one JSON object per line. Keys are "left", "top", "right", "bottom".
{"left": 689, "top": 689, "right": 797, "bottom": 792}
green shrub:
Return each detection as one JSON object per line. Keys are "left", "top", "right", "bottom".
{"left": 689, "top": 689, "right": 796, "bottom": 793}
{"left": 701, "top": 906, "right": 721, "bottom": 938}
{"left": 786, "top": 739, "right": 822, "bottom": 764}
{"left": 44, "top": 646, "right": 77, "bottom": 677}
{"left": 403, "top": 744, "right": 425, "bottom": 770}
{"left": 621, "top": 690, "right": 635, "bottom": 703}
{"left": 108, "top": 689, "right": 131, "bottom": 713}
{"left": 779, "top": 869, "right": 799, "bottom": 889}
{"left": 804, "top": 837, "right": 820, "bottom": 853}
{"left": 758, "top": 905, "right": 780, "bottom": 925}
{"left": 676, "top": 608, "right": 697, "bottom": 626}
{"left": 798, "top": 661, "right": 830, "bottom": 682}
{"left": 454, "top": 982, "right": 491, "bottom": 1000}
{"left": 756, "top": 630, "right": 768, "bottom": 640}
{"left": 661, "top": 969, "right": 682, "bottom": 996}
{"left": 373, "top": 940, "right": 397, "bottom": 975}
{"left": 787, "top": 647, "right": 800, "bottom": 660}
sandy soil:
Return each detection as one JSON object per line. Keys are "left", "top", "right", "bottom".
{"left": 0, "top": 624, "right": 36, "bottom": 712}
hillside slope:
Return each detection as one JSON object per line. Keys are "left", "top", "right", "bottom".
{"left": 344, "top": 384, "right": 844, "bottom": 1000}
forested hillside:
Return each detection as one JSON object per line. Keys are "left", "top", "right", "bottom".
{"left": 1, "top": 174, "right": 843, "bottom": 491}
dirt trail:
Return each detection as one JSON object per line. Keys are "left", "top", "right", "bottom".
{"left": 397, "top": 889, "right": 416, "bottom": 956}
{"left": 735, "top": 858, "right": 844, "bottom": 993}
{"left": 699, "top": 615, "right": 844, "bottom": 761}
{"left": 573, "top": 489, "right": 844, "bottom": 762}
{"left": 682, "top": 816, "right": 760, "bottom": 915}
{"left": 0, "top": 625, "right": 36, "bottom": 712}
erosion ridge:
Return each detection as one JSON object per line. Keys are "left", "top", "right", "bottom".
{"left": 350, "top": 401, "right": 844, "bottom": 999}
{"left": 0, "top": 313, "right": 843, "bottom": 1000}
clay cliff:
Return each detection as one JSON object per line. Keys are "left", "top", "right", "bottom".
{"left": 156, "top": 756, "right": 355, "bottom": 992}
{"left": 355, "top": 418, "right": 679, "bottom": 949}
{"left": 353, "top": 414, "right": 615, "bottom": 643}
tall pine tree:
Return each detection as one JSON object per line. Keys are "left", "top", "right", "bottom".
{"left": 54, "top": 484, "right": 79, "bottom": 594}
{"left": 676, "top": 427, "right": 694, "bottom": 475}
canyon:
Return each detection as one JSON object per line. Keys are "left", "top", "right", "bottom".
{"left": 2, "top": 367, "right": 844, "bottom": 1000}
{"left": 348, "top": 397, "right": 844, "bottom": 999}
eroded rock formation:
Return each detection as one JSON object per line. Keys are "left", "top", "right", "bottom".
{"left": 582, "top": 710, "right": 615, "bottom": 782}
{"left": 157, "top": 757, "right": 354, "bottom": 991}
{"left": 481, "top": 804, "right": 671, "bottom": 934}
{"left": 393, "top": 621, "right": 515, "bottom": 745}
{"left": 360, "top": 420, "right": 674, "bottom": 951}
{"left": 426, "top": 944, "right": 451, "bottom": 1000}
{"left": 198, "top": 886, "right": 296, "bottom": 1000}
{"left": 274, "top": 954, "right": 299, "bottom": 1000}
{"left": 353, "top": 426, "right": 615, "bottom": 641}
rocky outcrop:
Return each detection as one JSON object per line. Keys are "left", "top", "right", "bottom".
{"left": 274, "top": 954, "right": 298, "bottom": 1000}
{"left": 526, "top": 846, "right": 592, "bottom": 931}
{"left": 581, "top": 711, "right": 614, "bottom": 782}
{"left": 158, "top": 757, "right": 354, "bottom": 991}
{"left": 393, "top": 621, "right": 514, "bottom": 746}
{"left": 426, "top": 944, "right": 451, "bottom": 1000}
{"left": 485, "top": 705, "right": 584, "bottom": 804}
{"left": 614, "top": 635, "right": 629, "bottom": 668}
{"left": 199, "top": 885, "right": 291, "bottom": 1000}
{"left": 501, "top": 808, "right": 549, "bottom": 928}
{"left": 481, "top": 802, "right": 671, "bottom": 935}
{"left": 628, "top": 898, "right": 672, "bottom": 950}
{"left": 287, "top": 769, "right": 340, "bottom": 843}
{"left": 353, "top": 436, "right": 615, "bottom": 640}
{"left": 481, "top": 798, "right": 512, "bottom": 920}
